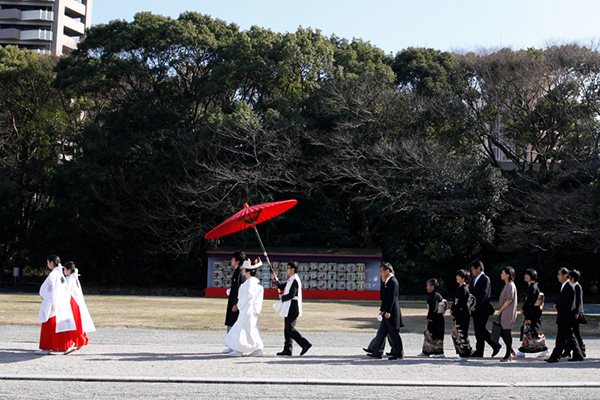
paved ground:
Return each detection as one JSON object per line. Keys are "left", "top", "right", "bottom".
{"left": 0, "top": 326, "right": 599, "bottom": 399}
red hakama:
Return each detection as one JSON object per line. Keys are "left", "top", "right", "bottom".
{"left": 69, "top": 297, "right": 89, "bottom": 347}
{"left": 39, "top": 316, "right": 74, "bottom": 351}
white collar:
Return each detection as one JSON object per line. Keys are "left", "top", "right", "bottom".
{"left": 385, "top": 274, "right": 392, "bottom": 284}
{"left": 561, "top": 280, "right": 568, "bottom": 291}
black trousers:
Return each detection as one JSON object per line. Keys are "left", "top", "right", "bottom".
{"left": 550, "top": 322, "right": 583, "bottom": 360}
{"left": 472, "top": 313, "right": 497, "bottom": 356}
{"left": 372, "top": 318, "right": 403, "bottom": 358}
{"left": 564, "top": 323, "right": 586, "bottom": 357}
{"left": 283, "top": 302, "right": 310, "bottom": 352}
{"left": 366, "top": 320, "right": 393, "bottom": 353}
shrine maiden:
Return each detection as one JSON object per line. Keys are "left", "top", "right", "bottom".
{"left": 36, "top": 255, "right": 76, "bottom": 355}
{"left": 64, "top": 261, "right": 96, "bottom": 350}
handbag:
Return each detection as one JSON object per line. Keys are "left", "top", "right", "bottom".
{"left": 491, "top": 315, "right": 502, "bottom": 344}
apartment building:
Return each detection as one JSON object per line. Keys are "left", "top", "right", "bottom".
{"left": 0, "top": 0, "right": 92, "bottom": 55}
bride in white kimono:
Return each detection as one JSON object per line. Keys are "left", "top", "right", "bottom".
{"left": 223, "top": 259, "right": 264, "bottom": 357}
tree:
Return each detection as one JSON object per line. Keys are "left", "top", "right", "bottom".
{"left": 0, "top": 46, "right": 81, "bottom": 276}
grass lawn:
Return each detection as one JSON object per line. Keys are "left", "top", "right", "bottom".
{"left": 0, "top": 293, "right": 598, "bottom": 337}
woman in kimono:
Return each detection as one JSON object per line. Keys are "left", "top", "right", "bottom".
{"left": 418, "top": 278, "right": 446, "bottom": 358}
{"left": 36, "top": 255, "right": 76, "bottom": 355}
{"left": 497, "top": 266, "right": 518, "bottom": 362}
{"left": 223, "top": 258, "right": 264, "bottom": 357}
{"left": 64, "top": 261, "right": 96, "bottom": 350}
{"left": 516, "top": 269, "right": 548, "bottom": 358}
{"left": 450, "top": 269, "right": 472, "bottom": 361}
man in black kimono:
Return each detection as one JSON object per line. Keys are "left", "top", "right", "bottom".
{"left": 224, "top": 251, "right": 246, "bottom": 333}
{"left": 469, "top": 259, "right": 501, "bottom": 357}
{"left": 367, "top": 263, "right": 404, "bottom": 360}
{"left": 545, "top": 268, "right": 584, "bottom": 363}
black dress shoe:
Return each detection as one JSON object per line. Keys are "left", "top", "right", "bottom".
{"left": 568, "top": 357, "right": 584, "bottom": 362}
{"left": 367, "top": 352, "right": 382, "bottom": 359}
{"left": 491, "top": 344, "right": 502, "bottom": 358}
{"left": 386, "top": 352, "right": 393, "bottom": 356}
{"left": 544, "top": 358, "right": 559, "bottom": 363}
{"left": 276, "top": 351, "right": 292, "bottom": 356}
{"left": 300, "top": 343, "right": 312, "bottom": 356}
{"left": 363, "top": 348, "right": 373, "bottom": 353}
{"left": 388, "top": 355, "right": 404, "bottom": 360}
{"left": 560, "top": 352, "right": 570, "bottom": 358}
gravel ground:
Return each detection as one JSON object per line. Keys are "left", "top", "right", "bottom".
{"left": 0, "top": 326, "right": 599, "bottom": 399}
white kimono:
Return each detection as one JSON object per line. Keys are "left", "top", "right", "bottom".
{"left": 223, "top": 276, "right": 264, "bottom": 353}
{"left": 66, "top": 272, "right": 96, "bottom": 334}
{"left": 39, "top": 266, "right": 76, "bottom": 333}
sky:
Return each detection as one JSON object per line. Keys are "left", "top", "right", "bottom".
{"left": 91, "top": 0, "right": 600, "bottom": 55}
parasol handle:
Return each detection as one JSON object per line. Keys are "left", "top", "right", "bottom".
{"left": 252, "top": 226, "right": 281, "bottom": 294}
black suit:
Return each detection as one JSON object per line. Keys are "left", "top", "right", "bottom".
{"left": 276, "top": 279, "right": 310, "bottom": 352}
{"left": 571, "top": 282, "right": 586, "bottom": 356}
{"left": 469, "top": 273, "right": 497, "bottom": 356}
{"left": 372, "top": 275, "right": 404, "bottom": 358}
{"left": 549, "top": 281, "right": 583, "bottom": 361}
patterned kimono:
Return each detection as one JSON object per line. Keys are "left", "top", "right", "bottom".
{"left": 422, "top": 290, "right": 445, "bottom": 355}
{"left": 451, "top": 284, "right": 472, "bottom": 357}
{"left": 519, "top": 282, "right": 548, "bottom": 353}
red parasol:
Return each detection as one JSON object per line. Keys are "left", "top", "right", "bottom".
{"left": 204, "top": 200, "right": 297, "bottom": 277}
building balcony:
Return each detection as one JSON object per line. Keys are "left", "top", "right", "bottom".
{"left": 20, "top": 29, "right": 53, "bottom": 41}
{"left": 64, "top": 0, "right": 86, "bottom": 19}
{"left": 0, "top": 9, "right": 54, "bottom": 22}
{"left": 63, "top": 15, "right": 84, "bottom": 36}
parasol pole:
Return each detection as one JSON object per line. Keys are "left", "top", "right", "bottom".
{"left": 252, "top": 225, "right": 281, "bottom": 291}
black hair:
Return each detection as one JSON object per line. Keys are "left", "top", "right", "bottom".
{"left": 426, "top": 278, "right": 439, "bottom": 288}
{"left": 569, "top": 269, "right": 581, "bottom": 282}
{"left": 524, "top": 268, "right": 537, "bottom": 281}
{"left": 502, "top": 266, "right": 515, "bottom": 282}
{"left": 380, "top": 262, "right": 394, "bottom": 274}
{"left": 558, "top": 267, "right": 569, "bottom": 277}
{"left": 64, "top": 261, "right": 76, "bottom": 272}
{"left": 456, "top": 269, "right": 471, "bottom": 283}
{"left": 288, "top": 261, "right": 299, "bottom": 273}
{"left": 469, "top": 259, "right": 484, "bottom": 271}
{"left": 246, "top": 268, "right": 257, "bottom": 277}
{"left": 232, "top": 251, "right": 246, "bottom": 265}
{"left": 47, "top": 255, "right": 61, "bottom": 266}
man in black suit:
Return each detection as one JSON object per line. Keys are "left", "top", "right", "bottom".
{"left": 546, "top": 268, "right": 584, "bottom": 363}
{"left": 469, "top": 260, "right": 501, "bottom": 357}
{"left": 367, "top": 263, "right": 404, "bottom": 360}
{"left": 364, "top": 270, "right": 394, "bottom": 355}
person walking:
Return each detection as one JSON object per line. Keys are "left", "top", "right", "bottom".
{"left": 366, "top": 263, "right": 404, "bottom": 360}
{"left": 222, "top": 250, "right": 246, "bottom": 354}
{"left": 64, "top": 261, "right": 96, "bottom": 350}
{"left": 418, "top": 278, "right": 446, "bottom": 358}
{"left": 451, "top": 269, "right": 473, "bottom": 361}
{"left": 565, "top": 269, "right": 586, "bottom": 358}
{"left": 223, "top": 259, "right": 264, "bottom": 357}
{"left": 496, "top": 266, "right": 518, "bottom": 362}
{"left": 545, "top": 268, "right": 584, "bottom": 363}
{"left": 516, "top": 269, "right": 549, "bottom": 358}
{"left": 469, "top": 259, "right": 501, "bottom": 358}
{"left": 272, "top": 261, "right": 312, "bottom": 356}
{"left": 36, "top": 255, "right": 76, "bottom": 355}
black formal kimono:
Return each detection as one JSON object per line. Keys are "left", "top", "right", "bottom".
{"left": 224, "top": 267, "right": 244, "bottom": 328}
{"left": 451, "top": 284, "right": 472, "bottom": 357}
{"left": 469, "top": 273, "right": 497, "bottom": 356}
{"left": 548, "top": 281, "right": 583, "bottom": 361}
{"left": 519, "top": 281, "right": 547, "bottom": 353}
{"left": 422, "top": 290, "right": 445, "bottom": 355}
{"left": 371, "top": 275, "right": 404, "bottom": 358}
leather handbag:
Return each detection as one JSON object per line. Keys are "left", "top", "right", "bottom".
{"left": 491, "top": 315, "right": 502, "bottom": 344}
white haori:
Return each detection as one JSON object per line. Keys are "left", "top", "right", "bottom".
{"left": 66, "top": 271, "right": 96, "bottom": 334}
{"left": 273, "top": 273, "right": 302, "bottom": 317}
{"left": 39, "top": 266, "right": 76, "bottom": 333}
{"left": 223, "top": 276, "right": 264, "bottom": 353}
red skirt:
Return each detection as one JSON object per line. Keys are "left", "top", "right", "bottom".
{"left": 70, "top": 297, "right": 89, "bottom": 348}
{"left": 39, "top": 316, "right": 75, "bottom": 351}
